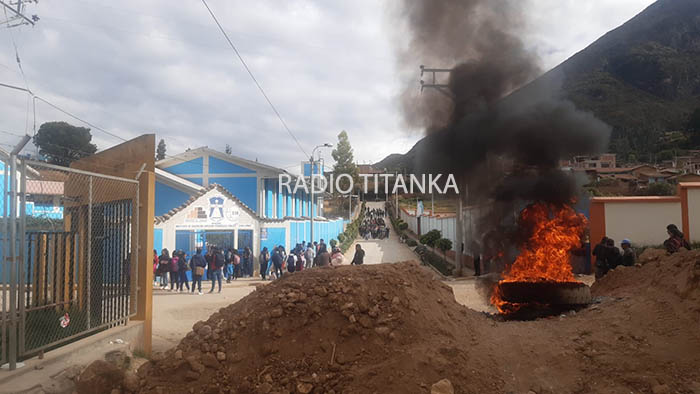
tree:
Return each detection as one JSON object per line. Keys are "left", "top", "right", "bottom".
{"left": 420, "top": 229, "right": 441, "bottom": 247}
{"left": 643, "top": 182, "right": 675, "bottom": 196}
{"left": 687, "top": 108, "right": 700, "bottom": 133}
{"left": 435, "top": 238, "right": 453, "bottom": 259}
{"left": 156, "top": 139, "right": 167, "bottom": 161}
{"left": 331, "top": 130, "right": 358, "bottom": 193}
{"left": 225, "top": 144, "right": 232, "bottom": 155}
{"left": 33, "top": 121, "right": 97, "bottom": 166}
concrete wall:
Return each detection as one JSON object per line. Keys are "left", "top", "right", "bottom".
{"left": 590, "top": 183, "right": 700, "bottom": 248}
{"left": 604, "top": 200, "right": 682, "bottom": 245}
{"left": 688, "top": 186, "right": 700, "bottom": 243}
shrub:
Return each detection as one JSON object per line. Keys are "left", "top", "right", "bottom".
{"left": 398, "top": 222, "right": 408, "bottom": 231}
{"left": 330, "top": 239, "right": 337, "bottom": 248}
{"left": 406, "top": 239, "right": 418, "bottom": 247}
{"left": 435, "top": 238, "right": 452, "bottom": 254}
{"left": 420, "top": 229, "right": 441, "bottom": 247}
{"left": 337, "top": 233, "right": 345, "bottom": 243}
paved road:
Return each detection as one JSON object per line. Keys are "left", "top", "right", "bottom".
{"left": 344, "top": 201, "right": 419, "bottom": 264}
{"left": 153, "top": 202, "right": 417, "bottom": 352}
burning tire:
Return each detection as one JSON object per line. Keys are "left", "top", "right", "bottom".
{"left": 497, "top": 281, "right": 591, "bottom": 305}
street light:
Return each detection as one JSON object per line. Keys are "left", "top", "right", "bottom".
{"left": 310, "top": 143, "right": 332, "bottom": 247}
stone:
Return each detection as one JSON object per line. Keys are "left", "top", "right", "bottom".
{"left": 392, "top": 296, "right": 400, "bottom": 306}
{"left": 76, "top": 360, "right": 125, "bottom": 394}
{"left": 111, "top": 389, "right": 122, "bottom": 394}
{"left": 123, "top": 371, "right": 139, "bottom": 392}
{"left": 315, "top": 287, "right": 328, "bottom": 297}
{"left": 105, "top": 350, "right": 131, "bottom": 369}
{"left": 341, "top": 302, "right": 355, "bottom": 311}
{"left": 431, "top": 378, "right": 454, "bottom": 394}
{"left": 201, "top": 353, "right": 221, "bottom": 369}
{"left": 174, "top": 349, "right": 183, "bottom": 359}
{"left": 258, "top": 382, "right": 273, "bottom": 394}
{"left": 185, "top": 370, "right": 200, "bottom": 381}
{"left": 348, "top": 314, "right": 357, "bottom": 323}
{"left": 271, "top": 308, "right": 283, "bottom": 318}
{"left": 652, "top": 385, "right": 671, "bottom": 394}
{"left": 198, "top": 325, "right": 212, "bottom": 337}
{"left": 358, "top": 316, "right": 373, "bottom": 328}
{"left": 374, "top": 326, "right": 390, "bottom": 336}
{"left": 216, "top": 351, "right": 227, "bottom": 361}
{"left": 296, "top": 382, "right": 314, "bottom": 394}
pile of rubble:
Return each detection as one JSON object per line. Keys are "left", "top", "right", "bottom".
{"left": 129, "top": 262, "right": 489, "bottom": 394}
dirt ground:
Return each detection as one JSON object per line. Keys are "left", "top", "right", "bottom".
{"left": 113, "top": 249, "right": 700, "bottom": 394}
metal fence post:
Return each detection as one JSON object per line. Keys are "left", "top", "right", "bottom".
{"left": 8, "top": 153, "right": 17, "bottom": 370}
{"left": 132, "top": 183, "right": 139, "bottom": 318}
{"left": 18, "top": 160, "right": 26, "bottom": 356}
{"left": 86, "top": 176, "right": 92, "bottom": 330}
{"left": 1, "top": 158, "right": 7, "bottom": 366}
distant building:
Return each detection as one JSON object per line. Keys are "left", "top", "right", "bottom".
{"left": 153, "top": 147, "right": 345, "bottom": 258}
{"left": 570, "top": 154, "right": 617, "bottom": 169}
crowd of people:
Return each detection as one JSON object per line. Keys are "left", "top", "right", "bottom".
{"left": 360, "top": 207, "right": 389, "bottom": 240}
{"left": 153, "top": 238, "right": 368, "bottom": 294}
{"left": 592, "top": 223, "right": 692, "bottom": 279}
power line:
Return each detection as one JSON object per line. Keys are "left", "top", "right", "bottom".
{"left": 200, "top": 0, "right": 309, "bottom": 159}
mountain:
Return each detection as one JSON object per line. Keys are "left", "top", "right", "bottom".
{"left": 378, "top": 0, "right": 700, "bottom": 169}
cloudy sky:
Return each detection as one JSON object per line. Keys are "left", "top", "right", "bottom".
{"left": 0, "top": 0, "right": 655, "bottom": 173}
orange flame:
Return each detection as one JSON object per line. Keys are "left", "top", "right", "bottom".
{"left": 491, "top": 203, "right": 587, "bottom": 313}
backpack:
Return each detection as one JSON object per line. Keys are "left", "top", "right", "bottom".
{"left": 233, "top": 254, "right": 241, "bottom": 265}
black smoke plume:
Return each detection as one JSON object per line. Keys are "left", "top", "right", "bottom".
{"left": 392, "top": 0, "right": 611, "bottom": 247}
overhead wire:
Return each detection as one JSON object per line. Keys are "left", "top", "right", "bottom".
{"left": 200, "top": 0, "right": 309, "bottom": 159}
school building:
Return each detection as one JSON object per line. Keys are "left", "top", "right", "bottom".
{"left": 153, "top": 147, "right": 345, "bottom": 260}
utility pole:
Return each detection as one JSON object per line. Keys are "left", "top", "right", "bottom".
{"left": 0, "top": 0, "right": 39, "bottom": 28}
{"left": 419, "top": 65, "right": 464, "bottom": 275}
{"left": 309, "top": 143, "right": 331, "bottom": 246}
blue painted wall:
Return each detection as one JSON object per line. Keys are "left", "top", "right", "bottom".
{"left": 209, "top": 156, "right": 255, "bottom": 174}
{"left": 264, "top": 179, "right": 273, "bottom": 218}
{"left": 155, "top": 181, "right": 192, "bottom": 217}
{"left": 154, "top": 228, "right": 163, "bottom": 253}
{"left": 277, "top": 181, "right": 283, "bottom": 218}
{"left": 187, "top": 177, "right": 203, "bottom": 186}
{"left": 163, "top": 157, "right": 203, "bottom": 175}
{"left": 260, "top": 227, "right": 286, "bottom": 253}
{"left": 303, "top": 162, "right": 324, "bottom": 176}
{"left": 209, "top": 177, "right": 257, "bottom": 211}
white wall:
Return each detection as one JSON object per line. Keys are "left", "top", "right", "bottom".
{"left": 604, "top": 201, "right": 682, "bottom": 246}
{"left": 688, "top": 188, "right": 700, "bottom": 243}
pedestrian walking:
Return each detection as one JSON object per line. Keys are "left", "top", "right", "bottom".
{"left": 177, "top": 250, "right": 190, "bottom": 292}
{"left": 259, "top": 247, "right": 270, "bottom": 280}
{"left": 351, "top": 244, "right": 365, "bottom": 265}
{"left": 169, "top": 251, "right": 181, "bottom": 291}
{"left": 208, "top": 247, "right": 224, "bottom": 293}
{"left": 190, "top": 247, "right": 206, "bottom": 295}
{"left": 232, "top": 249, "right": 241, "bottom": 279}
{"left": 271, "top": 247, "right": 284, "bottom": 279}
{"left": 157, "top": 249, "right": 171, "bottom": 289}
{"left": 316, "top": 244, "right": 331, "bottom": 267}
{"left": 304, "top": 244, "right": 315, "bottom": 269}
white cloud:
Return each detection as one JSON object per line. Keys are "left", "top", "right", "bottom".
{"left": 0, "top": 0, "right": 656, "bottom": 167}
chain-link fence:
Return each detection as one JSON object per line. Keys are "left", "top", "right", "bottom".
{"left": 0, "top": 158, "right": 139, "bottom": 369}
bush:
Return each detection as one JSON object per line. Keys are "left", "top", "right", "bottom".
{"left": 406, "top": 239, "right": 418, "bottom": 247}
{"left": 435, "top": 238, "right": 452, "bottom": 254}
{"left": 330, "top": 239, "right": 337, "bottom": 248}
{"left": 398, "top": 222, "right": 408, "bottom": 231}
{"left": 420, "top": 229, "right": 441, "bottom": 247}
{"left": 642, "top": 182, "right": 675, "bottom": 196}
{"left": 337, "top": 233, "right": 345, "bottom": 243}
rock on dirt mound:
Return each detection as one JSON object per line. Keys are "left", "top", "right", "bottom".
{"left": 134, "top": 262, "right": 494, "bottom": 394}
{"left": 592, "top": 249, "right": 700, "bottom": 320}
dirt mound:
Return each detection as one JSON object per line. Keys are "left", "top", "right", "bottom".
{"left": 592, "top": 249, "right": 700, "bottom": 320}
{"left": 136, "top": 262, "right": 497, "bottom": 394}
{"left": 87, "top": 255, "right": 700, "bottom": 394}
